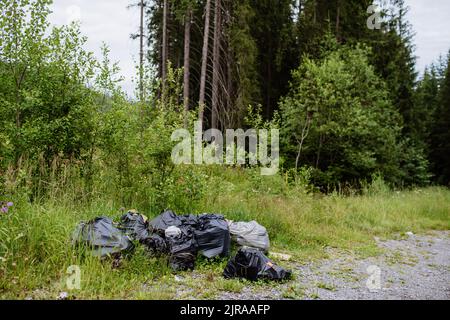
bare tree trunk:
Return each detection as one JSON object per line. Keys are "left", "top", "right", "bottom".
{"left": 162, "top": 0, "right": 168, "bottom": 96}
{"left": 183, "top": 7, "right": 192, "bottom": 125}
{"left": 295, "top": 114, "right": 313, "bottom": 172}
{"left": 211, "top": 0, "right": 221, "bottom": 129}
{"left": 297, "top": 0, "right": 303, "bottom": 22}
{"left": 139, "top": 0, "right": 145, "bottom": 104}
{"left": 226, "top": 41, "right": 233, "bottom": 127}
{"left": 316, "top": 133, "right": 323, "bottom": 168}
{"left": 313, "top": 0, "right": 317, "bottom": 24}
{"left": 198, "top": 0, "right": 212, "bottom": 124}
{"left": 336, "top": 0, "right": 341, "bottom": 42}
{"left": 266, "top": 42, "right": 272, "bottom": 119}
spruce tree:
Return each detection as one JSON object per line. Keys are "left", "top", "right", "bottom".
{"left": 430, "top": 52, "right": 450, "bottom": 185}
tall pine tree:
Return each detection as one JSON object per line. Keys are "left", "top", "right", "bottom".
{"left": 430, "top": 52, "right": 450, "bottom": 185}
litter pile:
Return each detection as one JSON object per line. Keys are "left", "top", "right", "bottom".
{"left": 72, "top": 210, "right": 291, "bottom": 281}
{"left": 72, "top": 217, "right": 134, "bottom": 258}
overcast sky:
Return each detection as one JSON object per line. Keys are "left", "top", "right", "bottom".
{"left": 48, "top": 0, "right": 450, "bottom": 98}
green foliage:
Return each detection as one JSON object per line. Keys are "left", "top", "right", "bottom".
{"left": 245, "top": 104, "right": 280, "bottom": 130}
{"left": 1, "top": 0, "right": 449, "bottom": 300}
{"left": 0, "top": 0, "right": 98, "bottom": 164}
{"left": 280, "top": 45, "right": 406, "bottom": 187}
{"left": 413, "top": 66, "right": 442, "bottom": 145}
{"left": 397, "top": 139, "right": 431, "bottom": 186}
{"left": 362, "top": 173, "right": 391, "bottom": 196}
{"left": 2, "top": 176, "right": 449, "bottom": 299}
{"left": 248, "top": 0, "right": 297, "bottom": 119}
{"left": 0, "top": 1, "right": 207, "bottom": 211}
{"left": 227, "top": 0, "right": 261, "bottom": 125}
{"left": 430, "top": 52, "right": 450, "bottom": 185}
{"left": 94, "top": 63, "right": 205, "bottom": 212}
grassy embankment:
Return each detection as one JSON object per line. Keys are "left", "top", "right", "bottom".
{"left": 1, "top": 168, "right": 449, "bottom": 299}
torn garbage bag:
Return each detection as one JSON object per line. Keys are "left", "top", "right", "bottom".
{"left": 223, "top": 248, "right": 291, "bottom": 281}
{"left": 72, "top": 217, "right": 134, "bottom": 258}
{"left": 228, "top": 221, "right": 270, "bottom": 252}
{"left": 119, "top": 210, "right": 150, "bottom": 242}
{"left": 195, "top": 214, "right": 230, "bottom": 258}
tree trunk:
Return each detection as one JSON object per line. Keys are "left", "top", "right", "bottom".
{"left": 313, "top": 0, "right": 317, "bottom": 24}
{"left": 211, "top": 0, "right": 221, "bottom": 129}
{"left": 316, "top": 133, "right": 323, "bottom": 169}
{"left": 162, "top": 0, "right": 168, "bottom": 96}
{"left": 226, "top": 41, "right": 233, "bottom": 128}
{"left": 295, "top": 114, "right": 312, "bottom": 172}
{"left": 335, "top": 0, "right": 341, "bottom": 42}
{"left": 139, "top": 0, "right": 145, "bottom": 105}
{"left": 198, "top": 0, "right": 212, "bottom": 124}
{"left": 266, "top": 35, "right": 272, "bottom": 119}
{"left": 297, "top": 0, "right": 303, "bottom": 22}
{"left": 183, "top": 7, "right": 192, "bottom": 124}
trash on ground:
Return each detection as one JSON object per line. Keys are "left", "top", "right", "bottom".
{"left": 166, "top": 225, "right": 197, "bottom": 271}
{"left": 142, "top": 234, "right": 169, "bottom": 256}
{"left": 228, "top": 220, "right": 270, "bottom": 252}
{"left": 150, "top": 211, "right": 230, "bottom": 259}
{"left": 71, "top": 210, "right": 288, "bottom": 282}
{"left": 72, "top": 217, "right": 134, "bottom": 258}
{"left": 149, "top": 210, "right": 185, "bottom": 236}
{"left": 119, "top": 210, "right": 150, "bottom": 242}
{"left": 223, "top": 247, "right": 292, "bottom": 281}
{"left": 194, "top": 214, "right": 230, "bottom": 258}
{"left": 165, "top": 226, "right": 182, "bottom": 238}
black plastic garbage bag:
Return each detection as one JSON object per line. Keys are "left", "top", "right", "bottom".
{"left": 142, "top": 234, "right": 169, "bottom": 256}
{"left": 72, "top": 217, "right": 134, "bottom": 258}
{"left": 166, "top": 226, "right": 197, "bottom": 271}
{"left": 223, "top": 248, "right": 291, "bottom": 281}
{"left": 119, "top": 210, "right": 150, "bottom": 242}
{"left": 148, "top": 211, "right": 198, "bottom": 271}
{"left": 149, "top": 210, "right": 184, "bottom": 236}
{"left": 149, "top": 210, "right": 200, "bottom": 234}
{"left": 195, "top": 214, "right": 230, "bottom": 258}
{"left": 179, "top": 214, "right": 199, "bottom": 228}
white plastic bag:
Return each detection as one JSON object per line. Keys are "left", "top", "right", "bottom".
{"left": 228, "top": 221, "right": 270, "bottom": 252}
{"left": 165, "top": 226, "right": 182, "bottom": 238}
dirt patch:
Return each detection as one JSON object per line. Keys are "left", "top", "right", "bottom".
{"left": 219, "top": 231, "right": 450, "bottom": 300}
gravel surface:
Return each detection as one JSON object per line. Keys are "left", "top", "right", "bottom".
{"left": 219, "top": 231, "right": 450, "bottom": 300}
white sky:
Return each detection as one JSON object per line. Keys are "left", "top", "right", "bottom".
{"left": 48, "top": 0, "right": 450, "bottom": 98}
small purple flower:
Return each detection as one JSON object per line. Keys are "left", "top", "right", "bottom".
{"left": 6, "top": 202, "right": 13, "bottom": 207}
{"left": 1, "top": 207, "right": 7, "bottom": 213}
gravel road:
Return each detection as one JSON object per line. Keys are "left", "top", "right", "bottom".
{"left": 219, "top": 231, "right": 450, "bottom": 300}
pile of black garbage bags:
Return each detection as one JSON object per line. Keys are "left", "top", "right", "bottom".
{"left": 72, "top": 210, "right": 291, "bottom": 281}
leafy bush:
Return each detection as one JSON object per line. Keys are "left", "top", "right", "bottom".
{"left": 279, "top": 44, "right": 429, "bottom": 188}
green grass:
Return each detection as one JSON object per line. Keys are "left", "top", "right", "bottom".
{"left": 0, "top": 168, "right": 449, "bottom": 299}
{"left": 317, "top": 282, "right": 336, "bottom": 291}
